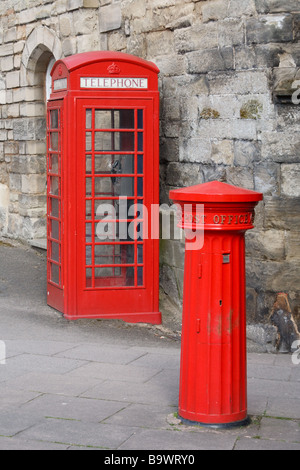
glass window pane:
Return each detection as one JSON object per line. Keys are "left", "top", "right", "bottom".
{"left": 94, "top": 199, "right": 119, "bottom": 220}
{"left": 50, "top": 154, "right": 59, "bottom": 173}
{"left": 50, "top": 198, "right": 59, "bottom": 218}
{"left": 94, "top": 132, "right": 134, "bottom": 151}
{"left": 86, "top": 109, "right": 92, "bottom": 129}
{"left": 86, "top": 223, "right": 92, "bottom": 243}
{"left": 51, "top": 219, "right": 60, "bottom": 240}
{"left": 86, "top": 200, "right": 92, "bottom": 220}
{"left": 86, "top": 245, "right": 92, "bottom": 265}
{"left": 50, "top": 176, "right": 59, "bottom": 196}
{"left": 137, "top": 177, "right": 143, "bottom": 197}
{"left": 138, "top": 132, "right": 143, "bottom": 151}
{"left": 137, "top": 245, "right": 143, "bottom": 263}
{"left": 119, "top": 110, "right": 134, "bottom": 129}
{"left": 86, "top": 132, "right": 92, "bottom": 151}
{"left": 95, "top": 177, "right": 134, "bottom": 198}
{"left": 95, "top": 110, "right": 114, "bottom": 129}
{"left": 51, "top": 263, "right": 60, "bottom": 284}
{"left": 94, "top": 267, "right": 134, "bottom": 287}
{"left": 50, "top": 241, "right": 60, "bottom": 263}
{"left": 50, "top": 109, "right": 59, "bottom": 129}
{"left": 94, "top": 110, "right": 134, "bottom": 129}
{"left": 137, "top": 155, "right": 143, "bottom": 174}
{"left": 137, "top": 267, "right": 143, "bottom": 286}
{"left": 86, "top": 268, "right": 92, "bottom": 287}
{"left": 94, "top": 154, "right": 134, "bottom": 175}
{"left": 86, "top": 178, "right": 92, "bottom": 197}
{"left": 94, "top": 244, "right": 134, "bottom": 265}
{"left": 50, "top": 132, "right": 59, "bottom": 151}
{"left": 86, "top": 155, "right": 92, "bottom": 174}
{"left": 138, "top": 110, "right": 143, "bottom": 129}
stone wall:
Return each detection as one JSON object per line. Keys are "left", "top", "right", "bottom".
{"left": 0, "top": 0, "right": 299, "bottom": 332}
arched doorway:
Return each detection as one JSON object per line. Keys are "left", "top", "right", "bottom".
{"left": 19, "top": 26, "right": 62, "bottom": 245}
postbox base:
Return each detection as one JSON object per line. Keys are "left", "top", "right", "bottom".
{"left": 178, "top": 414, "right": 251, "bottom": 429}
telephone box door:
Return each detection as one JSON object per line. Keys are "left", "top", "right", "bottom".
{"left": 71, "top": 98, "right": 160, "bottom": 322}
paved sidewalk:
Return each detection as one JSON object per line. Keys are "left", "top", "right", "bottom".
{"left": 0, "top": 241, "right": 300, "bottom": 450}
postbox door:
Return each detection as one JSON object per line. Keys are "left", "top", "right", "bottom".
{"left": 74, "top": 98, "right": 158, "bottom": 320}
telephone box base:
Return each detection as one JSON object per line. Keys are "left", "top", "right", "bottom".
{"left": 63, "top": 311, "right": 162, "bottom": 324}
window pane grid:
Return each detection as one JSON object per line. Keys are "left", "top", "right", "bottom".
{"left": 84, "top": 107, "right": 144, "bottom": 289}
{"left": 47, "top": 107, "right": 62, "bottom": 288}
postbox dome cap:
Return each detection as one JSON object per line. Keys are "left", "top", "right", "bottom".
{"left": 169, "top": 180, "right": 263, "bottom": 203}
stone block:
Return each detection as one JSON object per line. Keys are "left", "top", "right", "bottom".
{"left": 286, "top": 232, "right": 300, "bottom": 261}
{"left": 166, "top": 162, "right": 203, "bottom": 187}
{"left": 255, "top": 0, "right": 300, "bottom": 13}
{"left": 254, "top": 162, "right": 279, "bottom": 195}
{"left": 160, "top": 137, "right": 179, "bottom": 163}
{"left": 201, "top": 0, "right": 229, "bottom": 23}
{"left": 13, "top": 118, "right": 46, "bottom": 141}
{"left": 208, "top": 71, "right": 269, "bottom": 95}
{"left": 226, "top": 166, "right": 255, "bottom": 189}
{"left": 6, "top": 71, "right": 20, "bottom": 89}
{"left": 186, "top": 47, "right": 234, "bottom": 74}
{"left": 20, "top": 102, "right": 45, "bottom": 117}
{"left": 261, "top": 131, "right": 300, "bottom": 163}
{"left": 0, "top": 43, "right": 14, "bottom": 57}
{"left": 264, "top": 196, "right": 300, "bottom": 230}
{"left": 234, "top": 140, "right": 261, "bottom": 166}
{"left": 99, "top": 4, "right": 122, "bottom": 32}
{"left": 73, "top": 9, "right": 98, "bottom": 35}
{"left": 281, "top": 164, "right": 300, "bottom": 197}
{"left": 1, "top": 56, "right": 14, "bottom": 72}
{"left": 218, "top": 19, "right": 245, "bottom": 47}
{"left": 246, "top": 15, "right": 294, "bottom": 44}
{"left": 228, "top": 0, "right": 257, "bottom": 17}
{"left": 21, "top": 216, "right": 46, "bottom": 240}
{"left": 179, "top": 137, "right": 212, "bottom": 163}
{"left": 246, "top": 229, "right": 285, "bottom": 261}
{"left": 21, "top": 174, "right": 46, "bottom": 194}
{"left": 174, "top": 23, "right": 219, "bottom": 54}
{"left": 19, "top": 193, "right": 46, "bottom": 217}
{"left": 211, "top": 139, "right": 234, "bottom": 165}
{"left": 146, "top": 30, "right": 174, "bottom": 57}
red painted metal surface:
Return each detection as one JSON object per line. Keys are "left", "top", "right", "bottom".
{"left": 47, "top": 52, "right": 161, "bottom": 324}
{"left": 170, "top": 181, "right": 263, "bottom": 427}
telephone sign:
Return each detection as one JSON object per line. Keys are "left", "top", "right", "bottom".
{"left": 47, "top": 51, "right": 161, "bottom": 324}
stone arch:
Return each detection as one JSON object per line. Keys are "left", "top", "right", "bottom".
{"left": 21, "top": 25, "right": 62, "bottom": 87}
{"left": 17, "top": 26, "right": 62, "bottom": 243}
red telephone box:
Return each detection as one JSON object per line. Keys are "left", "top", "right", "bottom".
{"left": 46, "top": 51, "right": 161, "bottom": 324}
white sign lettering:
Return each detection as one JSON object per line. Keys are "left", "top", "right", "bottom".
{"left": 80, "top": 77, "right": 148, "bottom": 90}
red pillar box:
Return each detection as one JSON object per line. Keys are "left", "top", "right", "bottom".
{"left": 169, "top": 181, "right": 263, "bottom": 428}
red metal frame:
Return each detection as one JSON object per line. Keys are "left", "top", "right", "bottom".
{"left": 47, "top": 52, "right": 161, "bottom": 324}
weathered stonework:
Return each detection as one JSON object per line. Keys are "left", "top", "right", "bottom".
{"left": 0, "top": 0, "right": 299, "bottom": 340}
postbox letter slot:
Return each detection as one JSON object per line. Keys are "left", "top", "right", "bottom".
{"left": 222, "top": 253, "right": 230, "bottom": 264}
